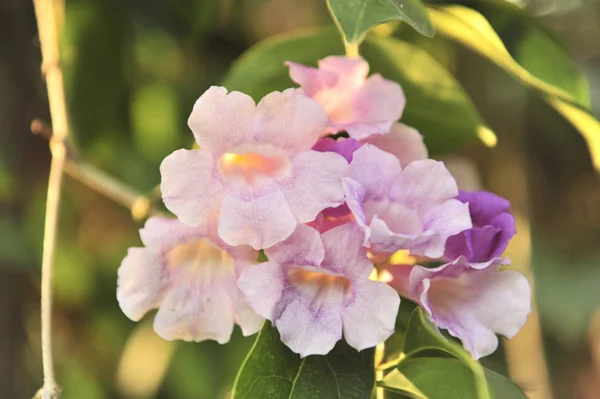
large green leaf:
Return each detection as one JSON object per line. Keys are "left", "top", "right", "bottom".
{"left": 222, "top": 28, "right": 344, "bottom": 101}
{"left": 400, "top": 307, "right": 491, "bottom": 399}
{"left": 427, "top": 3, "right": 600, "bottom": 170}
{"left": 380, "top": 358, "right": 527, "bottom": 399}
{"left": 232, "top": 322, "right": 375, "bottom": 399}
{"left": 327, "top": 0, "right": 434, "bottom": 45}
{"left": 222, "top": 27, "right": 490, "bottom": 156}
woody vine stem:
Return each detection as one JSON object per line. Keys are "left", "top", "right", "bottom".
{"left": 33, "top": 0, "right": 68, "bottom": 397}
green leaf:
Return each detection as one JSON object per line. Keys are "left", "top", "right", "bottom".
{"left": 402, "top": 306, "right": 464, "bottom": 359}
{"left": 232, "top": 322, "right": 375, "bottom": 399}
{"left": 361, "top": 35, "right": 491, "bottom": 155}
{"left": 222, "top": 27, "right": 344, "bottom": 101}
{"left": 380, "top": 358, "right": 528, "bottom": 399}
{"left": 222, "top": 27, "right": 490, "bottom": 156}
{"left": 401, "top": 307, "right": 491, "bottom": 399}
{"left": 444, "top": 0, "right": 590, "bottom": 107}
{"left": 327, "top": 0, "right": 434, "bottom": 44}
{"left": 428, "top": 4, "right": 600, "bottom": 171}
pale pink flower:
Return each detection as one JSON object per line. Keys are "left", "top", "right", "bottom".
{"left": 386, "top": 257, "right": 531, "bottom": 359}
{"left": 117, "top": 217, "right": 263, "bottom": 343}
{"left": 344, "top": 144, "right": 472, "bottom": 257}
{"left": 238, "top": 224, "right": 400, "bottom": 357}
{"left": 160, "top": 86, "right": 348, "bottom": 250}
{"left": 286, "top": 56, "right": 405, "bottom": 140}
{"left": 365, "top": 122, "right": 428, "bottom": 167}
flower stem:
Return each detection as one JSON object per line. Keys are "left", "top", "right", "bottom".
{"left": 344, "top": 41, "right": 360, "bottom": 58}
{"left": 375, "top": 342, "right": 385, "bottom": 399}
{"left": 32, "top": 0, "right": 67, "bottom": 396}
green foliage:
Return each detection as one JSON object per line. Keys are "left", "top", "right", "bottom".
{"left": 380, "top": 358, "right": 527, "bottom": 399}
{"left": 361, "top": 35, "right": 487, "bottom": 155}
{"left": 427, "top": 2, "right": 600, "bottom": 170}
{"left": 222, "top": 28, "right": 344, "bottom": 101}
{"left": 402, "top": 307, "right": 464, "bottom": 358}
{"left": 222, "top": 27, "right": 488, "bottom": 155}
{"left": 449, "top": 0, "right": 590, "bottom": 107}
{"left": 380, "top": 308, "right": 527, "bottom": 399}
{"left": 327, "top": 0, "right": 434, "bottom": 44}
{"left": 232, "top": 322, "right": 375, "bottom": 399}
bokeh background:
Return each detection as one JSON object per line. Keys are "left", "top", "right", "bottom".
{"left": 1, "top": 0, "right": 599, "bottom": 398}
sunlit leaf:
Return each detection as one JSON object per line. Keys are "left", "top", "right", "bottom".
{"left": 232, "top": 322, "right": 375, "bottom": 399}
{"left": 428, "top": 4, "right": 600, "bottom": 170}
{"left": 327, "top": 0, "right": 434, "bottom": 44}
{"left": 222, "top": 27, "right": 490, "bottom": 156}
{"left": 443, "top": 0, "right": 590, "bottom": 107}
{"left": 380, "top": 358, "right": 528, "bottom": 399}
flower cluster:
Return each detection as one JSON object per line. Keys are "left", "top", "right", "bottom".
{"left": 117, "top": 56, "right": 531, "bottom": 359}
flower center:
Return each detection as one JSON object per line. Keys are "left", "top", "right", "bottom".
{"left": 166, "top": 239, "right": 234, "bottom": 278}
{"left": 217, "top": 144, "right": 291, "bottom": 188}
{"left": 287, "top": 266, "right": 352, "bottom": 308}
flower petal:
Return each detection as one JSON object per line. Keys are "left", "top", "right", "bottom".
{"left": 264, "top": 224, "right": 325, "bottom": 266}
{"left": 153, "top": 273, "right": 236, "bottom": 344}
{"left": 286, "top": 61, "right": 338, "bottom": 98}
{"left": 228, "top": 274, "right": 265, "bottom": 336}
{"left": 457, "top": 190, "right": 511, "bottom": 225}
{"left": 392, "top": 160, "right": 459, "bottom": 211}
{"left": 139, "top": 217, "right": 207, "bottom": 252}
{"left": 368, "top": 123, "right": 428, "bottom": 167}
{"left": 321, "top": 224, "right": 373, "bottom": 280}
{"left": 275, "top": 299, "right": 343, "bottom": 357}
{"left": 343, "top": 178, "right": 368, "bottom": 228}
{"left": 283, "top": 150, "right": 348, "bottom": 223}
{"left": 253, "top": 89, "right": 328, "bottom": 154}
{"left": 348, "top": 144, "right": 402, "bottom": 198}
{"left": 342, "top": 279, "right": 400, "bottom": 351}
{"left": 413, "top": 257, "right": 531, "bottom": 359}
{"left": 187, "top": 86, "right": 255, "bottom": 155}
{"left": 342, "top": 75, "right": 405, "bottom": 140}
{"left": 318, "top": 56, "right": 369, "bottom": 84}
{"left": 117, "top": 248, "right": 168, "bottom": 321}
{"left": 413, "top": 199, "right": 472, "bottom": 258}
{"left": 312, "top": 137, "right": 362, "bottom": 163}
{"left": 160, "top": 149, "right": 224, "bottom": 227}
{"left": 218, "top": 189, "right": 296, "bottom": 249}
{"left": 237, "top": 261, "right": 285, "bottom": 320}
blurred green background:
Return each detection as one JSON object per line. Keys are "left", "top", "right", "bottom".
{"left": 1, "top": 0, "right": 600, "bottom": 398}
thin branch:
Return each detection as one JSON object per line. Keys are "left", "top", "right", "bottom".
{"left": 32, "top": 0, "right": 67, "bottom": 397}
{"left": 32, "top": 119, "right": 166, "bottom": 220}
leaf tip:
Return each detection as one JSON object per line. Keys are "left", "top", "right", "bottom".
{"left": 477, "top": 126, "right": 497, "bottom": 148}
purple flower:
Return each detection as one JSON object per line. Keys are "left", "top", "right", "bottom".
{"left": 237, "top": 224, "right": 400, "bottom": 357}
{"left": 313, "top": 137, "right": 362, "bottom": 163}
{"left": 386, "top": 256, "right": 531, "bottom": 359}
{"left": 444, "top": 191, "right": 516, "bottom": 262}
{"left": 117, "top": 217, "right": 263, "bottom": 343}
{"left": 343, "top": 144, "right": 472, "bottom": 257}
